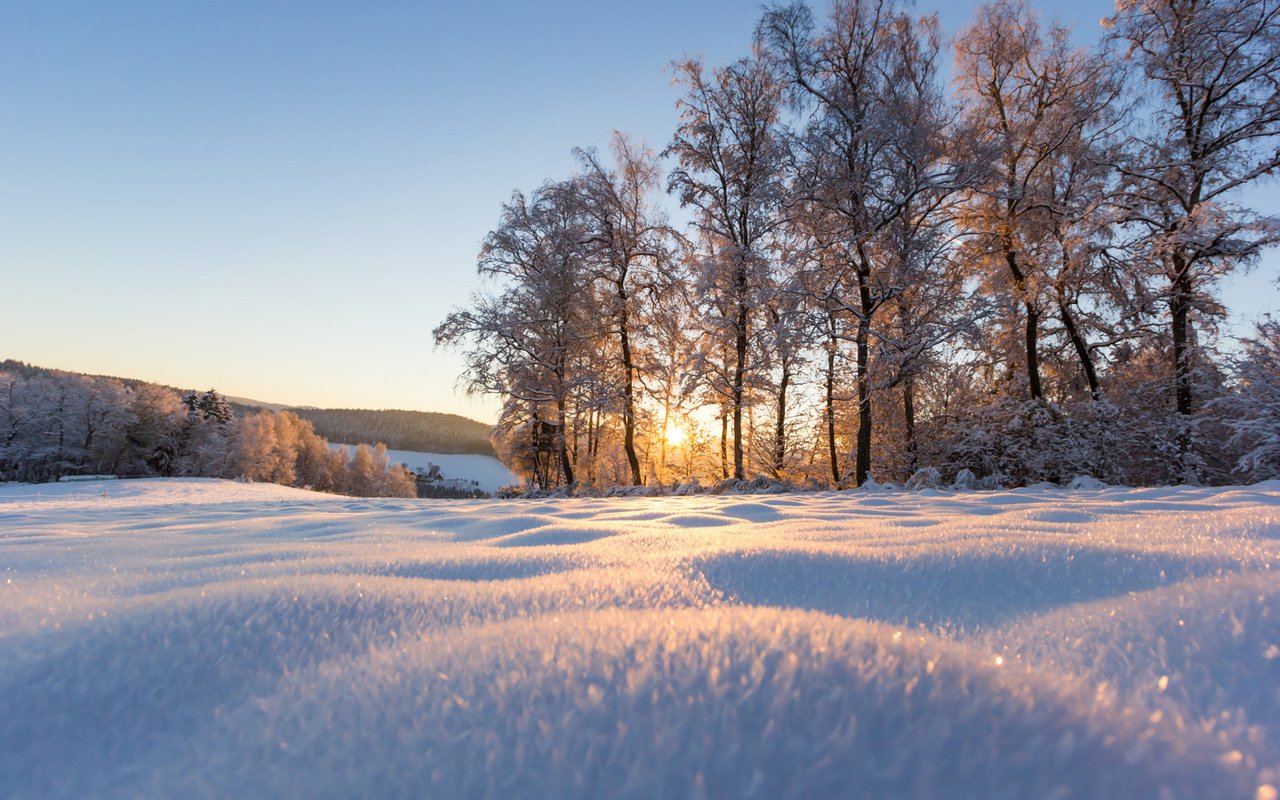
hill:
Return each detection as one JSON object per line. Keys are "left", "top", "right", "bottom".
{"left": 273, "top": 408, "right": 495, "bottom": 456}
{"left": 2, "top": 360, "right": 495, "bottom": 458}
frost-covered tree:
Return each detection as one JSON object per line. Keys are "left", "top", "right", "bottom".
{"left": 1221, "top": 319, "right": 1280, "bottom": 481}
{"left": 575, "top": 133, "right": 674, "bottom": 485}
{"left": 119, "top": 382, "right": 184, "bottom": 477}
{"left": 435, "top": 182, "right": 594, "bottom": 488}
{"left": 174, "top": 389, "right": 237, "bottom": 478}
{"left": 667, "top": 53, "right": 785, "bottom": 480}
{"left": 760, "top": 0, "right": 961, "bottom": 485}
{"left": 238, "top": 409, "right": 296, "bottom": 485}
{"left": 1108, "top": 0, "right": 1280, "bottom": 473}
{"left": 954, "top": 0, "right": 1119, "bottom": 404}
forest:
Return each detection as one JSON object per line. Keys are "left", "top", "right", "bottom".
{"left": 436, "top": 0, "right": 1280, "bottom": 491}
{"left": 280, "top": 408, "right": 496, "bottom": 456}
{"left": 0, "top": 361, "right": 417, "bottom": 498}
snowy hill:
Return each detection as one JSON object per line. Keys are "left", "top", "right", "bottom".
{"left": 334, "top": 445, "right": 518, "bottom": 493}
{"left": 1, "top": 479, "right": 1278, "bottom": 798}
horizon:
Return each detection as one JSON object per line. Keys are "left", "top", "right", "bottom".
{"left": 3, "top": 0, "right": 1276, "bottom": 424}
{"left": 0, "top": 355, "right": 497, "bottom": 424}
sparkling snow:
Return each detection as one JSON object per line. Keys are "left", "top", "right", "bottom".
{"left": 1, "top": 478, "right": 1278, "bottom": 798}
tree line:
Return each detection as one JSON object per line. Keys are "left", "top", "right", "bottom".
{"left": 277, "top": 408, "right": 496, "bottom": 456}
{"left": 0, "top": 362, "right": 417, "bottom": 497}
{"left": 436, "top": 0, "right": 1280, "bottom": 491}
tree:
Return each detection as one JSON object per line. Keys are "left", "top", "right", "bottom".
{"left": 174, "top": 389, "right": 237, "bottom": 477}
{"left": 1108, "top": 0, "right": 1280, "bottom": 475}
{"left": 120, "top": 382, "right": 184, "bottom": 477}
{"left": 238, "top": 409, "right": 303, "bottom": 485}
{"left": 435, "top": 182, "right": 594, "bottom": 488}
{"left": 667, "top": 53, "right": 785, "bottom": 480}
{"left": 1222, "top": 318, "right": 1280, "bottom": 481}
{"left": 575, "top": 133, "right": 673, "bottom": 485}
{"left": 760, "top": 0, "right": 960, "bottom": 485}
{"left": 954, "top": 0, "right": 1119, "bottom": 404}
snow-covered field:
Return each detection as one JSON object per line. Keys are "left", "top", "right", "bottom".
{"left": 2, "top": 478, "right": 1278, "bottom": 798}
{"left": 334, "top": 445, "right": 518, "bottom": 493}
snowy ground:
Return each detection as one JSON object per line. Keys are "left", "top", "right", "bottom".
{"left": 1, "top": 479, "right": 1278, "bottom": 799}
{"left": 334, "top": 445, "right": 518, "bottom": 493}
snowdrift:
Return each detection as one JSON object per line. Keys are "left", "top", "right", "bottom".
{"left": 1, "top": 478, "right": 1277, "bottom": 798}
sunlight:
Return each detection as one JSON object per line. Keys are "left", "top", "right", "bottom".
{"left": 664, "top": 423, "right": 687, "bottom": 446}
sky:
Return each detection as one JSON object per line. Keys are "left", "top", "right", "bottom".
{"left": 2, "top": 1, "right": 1275, "bottom": 423}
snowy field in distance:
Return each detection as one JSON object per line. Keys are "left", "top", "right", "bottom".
{"left": 333, "top": 444, "right": 517, "bottom": 493}
{"left": 1, "top": 478, "right": 1278, "bottom": 798}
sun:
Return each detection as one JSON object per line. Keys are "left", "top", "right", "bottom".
{"left": 664, "top": 423, "right": 687, "bottom": 446}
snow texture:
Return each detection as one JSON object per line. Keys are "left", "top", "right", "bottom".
{"left": 1, "top": 478, "right": 1278, "bottom": 798}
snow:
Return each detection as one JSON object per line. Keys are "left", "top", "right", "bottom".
{"left": 1, "top": 478, "right": 1278, "bottom": 798}
{"left": 335, "top": 445, "right": 519, "bottom": 493}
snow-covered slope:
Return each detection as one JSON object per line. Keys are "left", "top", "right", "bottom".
{"left": 334, "top": 445, "right": 518, "bottom": 493}
{"left": 1, "top": 478, "right": 1277, "bottom": 798}
{"left": 381, "top": 447, "right": 517, "bottom": 492}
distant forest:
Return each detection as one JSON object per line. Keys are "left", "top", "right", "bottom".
{"left": 242, "top": 407, "right": 497, "bottom": 457}
{"left": 0, "top": 361, "right": 427, "bottom": 498}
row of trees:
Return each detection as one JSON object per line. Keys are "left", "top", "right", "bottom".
{"left": 438, "top": 0, "right": 1280, "bottom": 490}
{"left": 0, "top": 363, "right": 417, "bottom": 497}
{"left": 280, "top": 408, "right": 496, "bottom": 456}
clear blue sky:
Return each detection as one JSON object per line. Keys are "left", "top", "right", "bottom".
{"left": 2, "top": 1, "right": 1274, "bottom": 421}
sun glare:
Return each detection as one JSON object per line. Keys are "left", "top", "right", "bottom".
{"left": 664, "top": 423, "right": 687, "bottom": 446}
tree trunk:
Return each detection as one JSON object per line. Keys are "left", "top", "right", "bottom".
{"left": 826, "top": 335, "right": 839, "bottom": 486}
{"left": 903, "top": 376, "right": 918, "bottom": 474}
{"left": 855, "top": 314, "right": 872, "bottom": 487}
{"left": 854, "top": 256, "right": 875, "bottom": 488}
{"left": 732, "top": 302, "right": 748, "bottom": 481}
{"left": 586, "top": 407, "right": 599, "bottom": 484}
{"left": 1004, "top": 242, "right": 1042, "bottom": 401}
{"left": 1169, "top": 255, "right": 1197, "bottom": 481}
{"left": 773, "top": 359, "right": 789, "bottom": 478}
{"left": 1025, "top": 300, "right": 1042, "bottom": 401}
{"left": 619, "top": 335, "right": 642, "bottom": 485}
{"left": 1056, "top": 285, "right": 1101, "bottom": 400}
{"left": 1170, "top": 256, "right": 1193, "bottom": 416}
{"left": 720, "top": 412, "right": 729, "bottom": 481}
{"left": 617, "top": 287, "right": 643, "bottom": 485}
{"left": 555, "top": 400, "right": 574, "bottom": 487}
{"left": 530, "top": 413, "right": 545, "bottom": 490}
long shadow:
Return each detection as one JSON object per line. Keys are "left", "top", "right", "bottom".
{"left": 693, "top": 544, "right": 1237, "bottom": 631}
